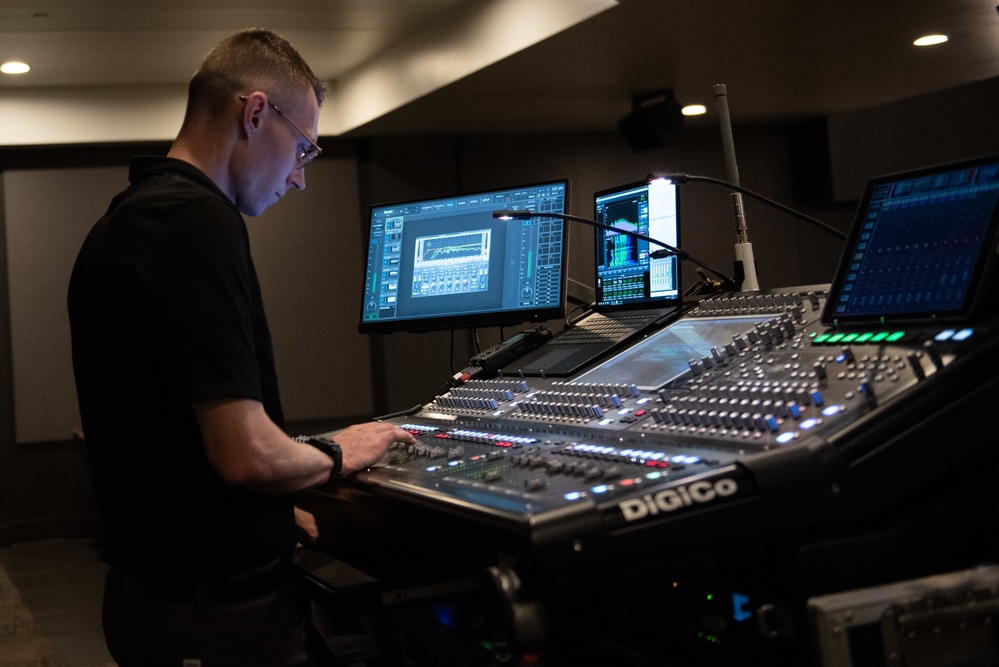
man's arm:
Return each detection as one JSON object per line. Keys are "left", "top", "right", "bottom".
{"left": 194, "top": 398, "right": 415, "bottom": 493}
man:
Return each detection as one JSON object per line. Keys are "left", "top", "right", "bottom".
{"left": 68, "top": 29, "right": 415, "bottom": 666}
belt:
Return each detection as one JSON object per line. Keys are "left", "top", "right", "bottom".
{"left": 115, "top": 557, "right": 293, "bottom": 605}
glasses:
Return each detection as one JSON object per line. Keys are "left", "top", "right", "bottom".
{"left": 239, "top": 95, "right": 322, "bottom": 168}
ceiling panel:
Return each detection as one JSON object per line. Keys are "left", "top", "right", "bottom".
{"left": 1, "top": 0, "right": 997, "bottom": 141}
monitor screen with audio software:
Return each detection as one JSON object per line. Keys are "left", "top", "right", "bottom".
{"left": 593, "top": 177, "right": 681, "bottom": 310}
{"left": 822, "top": 154, "right": 999, "bottom": 328}
{"left": 359, "top": 180, "right": 569, "bottom": 333}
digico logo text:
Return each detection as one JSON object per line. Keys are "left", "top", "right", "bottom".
{"left": 618, "top": 479, "right": 739, "bottom": 521}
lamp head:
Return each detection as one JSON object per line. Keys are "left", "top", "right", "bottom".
{"left": 492, "top": 210, "right": 538, "bottom": 220}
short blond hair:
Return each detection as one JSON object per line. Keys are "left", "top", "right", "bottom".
{"left": 185, "top": 28, "right": 327, "bottom": 120}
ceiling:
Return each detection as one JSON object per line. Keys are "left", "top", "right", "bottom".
{"left": 1, "top": 0, "right": 998, "bottom": 143}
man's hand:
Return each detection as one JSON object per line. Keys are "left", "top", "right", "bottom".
{"left": 194, "top": 398, "right": 417, "bottom": 492}
{"left": 294, "top": 506, "right": 320, "bottom": 545}
{"left": 334, "top": 421, "right": 416, "bottom": 476}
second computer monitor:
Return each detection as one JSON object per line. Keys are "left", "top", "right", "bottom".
{"left": 593, "top": 177, "right": 681, "bottom": 309}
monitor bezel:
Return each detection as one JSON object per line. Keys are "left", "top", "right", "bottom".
{"left": 820, "top": 154, "right": 999, "bottom": 329}
{"left": 591, "top": 177, "right": 682, "bottom": 313}
{"left": 358, "top": 179, "right": 570, "bottom": 334}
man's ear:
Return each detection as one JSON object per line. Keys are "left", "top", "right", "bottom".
{"left": 240, "top": 92, "right": 267, "bottom": 136}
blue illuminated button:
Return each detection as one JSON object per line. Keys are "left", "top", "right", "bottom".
{"left": 934, "top": 329, "right": 956, "bottom": 342}
{"left": 821, "top": 404, "right": 844, "bottom": 417}
{"left": 953, "top": 328, "right": 974, "bottom": 342}
{"left": 591, "top": 485, "right": 610, "bottom": 494}
{"left": 732, "top": 593, "right": 752, "bottom": 622}
{"left": 800, "top": 418, "right": 818, "bottom": 430}
{"left": 775, "top": 431, "right": 796, "bottom": 444}
{"left": 563, "top": 491, "right": 583, "bottom": 501}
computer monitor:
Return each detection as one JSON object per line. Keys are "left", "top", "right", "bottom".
{"left": 593, "top": 177, "right": 681, "bottom": 310}
{"left": 359, "top": 180, "right": 569, "bottom": 333}
{"left": 822, "top": 154, "right": 999, "bottom": 328}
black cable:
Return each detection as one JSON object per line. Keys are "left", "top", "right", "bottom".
{"left": 495, "top": 210, "right": 740, "bottom": 292}
{"left": 683, "top": 267, "right": 711, "bottom": 297}
{"left": 374, "top": 404, "right": 423, "bottom": 421}
{"left": 449, "top": 328, "right": 456, "bottom": 375}
{"left": 565, "top": 301, "right": 591, "bottom": 323}
{"left": 658, "top": 173, "right": 848, "bottom": 241}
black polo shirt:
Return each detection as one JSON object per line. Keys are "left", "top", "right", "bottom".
{"left": 68, "top": 157, "right": 294, "bottom": 580}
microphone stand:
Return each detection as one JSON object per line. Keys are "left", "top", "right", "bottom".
{"left": 713, "top": 83, "right": 759, "bottom": 291}
{"left": 492, "top": 209, "right": 740, "bottom": 292}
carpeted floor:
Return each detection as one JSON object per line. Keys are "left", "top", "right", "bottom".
{"left": 0, "top": 561, "right": 58, "bottom": 666}
{"left": 0, "top": 541, "right": 113, "bottom": 667}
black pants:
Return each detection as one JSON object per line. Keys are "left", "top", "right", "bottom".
{"left": 102, "top": 560, "right": 336, "bottom": 667}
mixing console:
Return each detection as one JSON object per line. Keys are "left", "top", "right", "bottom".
{"left": 301, "top": 156, "right": 999, "bottom": 665}
{"left": 307, "top": 284, "right": 990, "bottom": 559}
{"left": 298, "top": 282, "right": 999, "bottom": 665}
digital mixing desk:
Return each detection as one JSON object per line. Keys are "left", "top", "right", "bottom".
{"left": 302, "top": 154, "right": 999, "bottom": 665}
{"left": 299, "top": 286, "right": 999, "bottom": 666}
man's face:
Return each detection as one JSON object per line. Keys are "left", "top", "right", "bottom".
{"left": 236, "top": 92, "right": 320, "bottom": 217}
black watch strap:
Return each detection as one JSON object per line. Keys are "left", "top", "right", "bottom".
{"left": 301, "top": 436, "right": 343, "bottom": 478}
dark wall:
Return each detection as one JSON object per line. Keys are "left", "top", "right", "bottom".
{"left": 0, "top": 145, "right": 164, "bottom": 546}
{"left": 829, "top": 76, "right": 999, "bottom": 202}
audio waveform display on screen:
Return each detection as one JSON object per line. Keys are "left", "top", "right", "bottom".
{"left": 412, "top": 230, "right": 492, "bottom": 298}
{"left": 605, "top": 219, "right": 640, "bottom": 267}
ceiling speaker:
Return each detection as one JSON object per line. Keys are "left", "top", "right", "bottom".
{"left": 618, "top": 89, "right": 684, "bottom": 152}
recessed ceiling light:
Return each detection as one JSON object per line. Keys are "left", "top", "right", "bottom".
{"left": 913, "top": 34, "right": 948, "bottom": 46}
{"left": 1, "top": 61, "right": 30, "bottom": 74}
{"left": 682, "top": 104, "right": 707, "bottom": 116}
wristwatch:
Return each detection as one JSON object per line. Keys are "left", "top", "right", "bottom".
{"left": 302, "top": 436, "right": 343, "bottom": 478}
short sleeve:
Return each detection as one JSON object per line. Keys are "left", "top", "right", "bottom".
{"left": 139, "top": 198, "right": 264, "bottom": 404}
